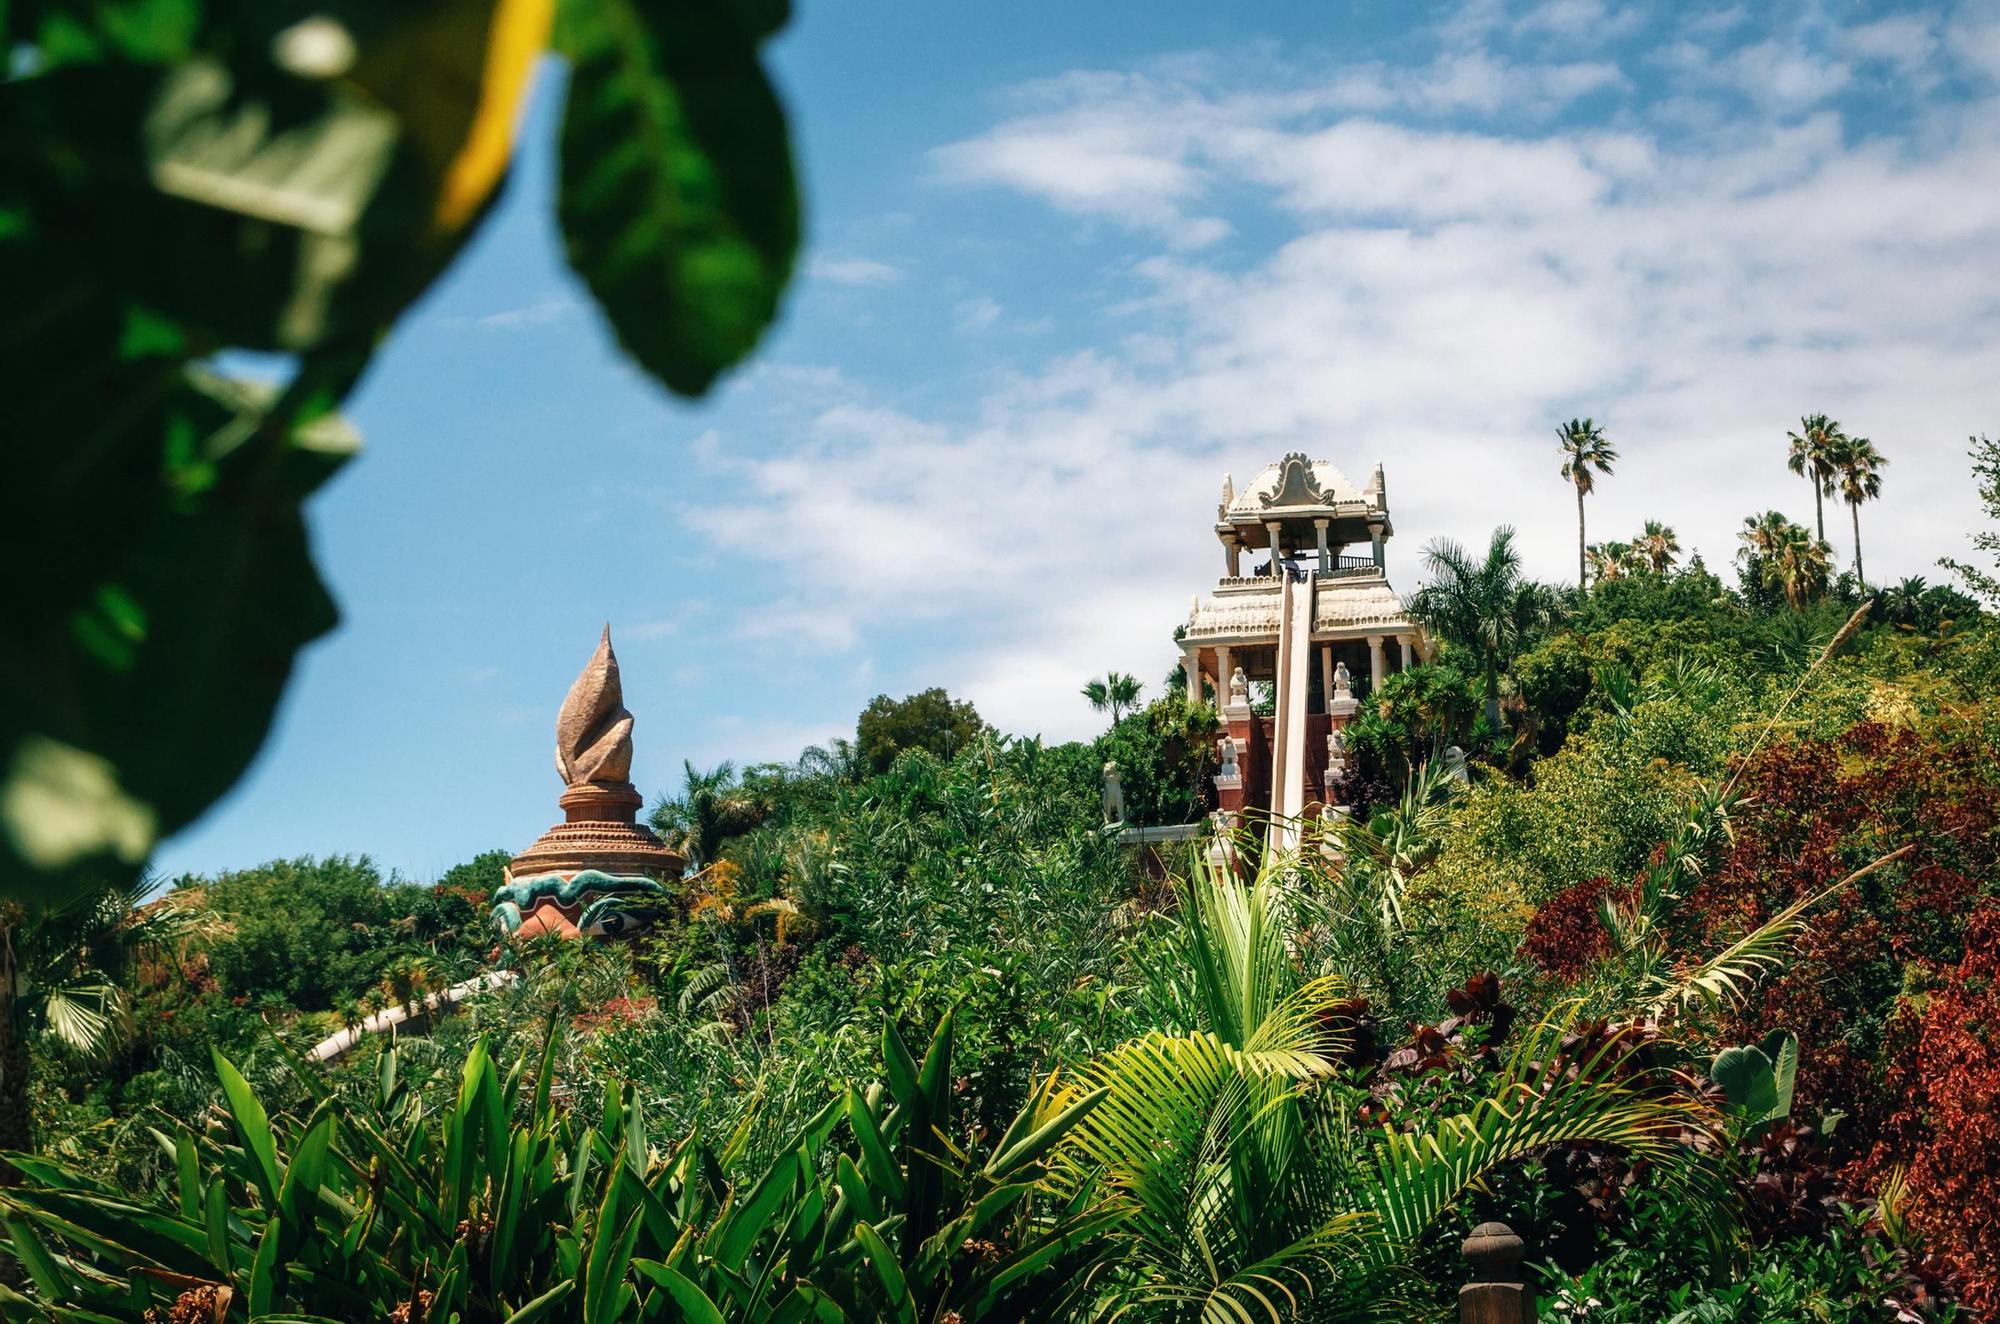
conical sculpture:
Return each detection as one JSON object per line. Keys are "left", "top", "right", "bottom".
{"left": 492, "top": 626, "right": 681, "bottom": 939}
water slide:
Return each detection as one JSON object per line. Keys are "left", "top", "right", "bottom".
{"left": 1265, "top": 571, "right": 1316, "bottom": 854}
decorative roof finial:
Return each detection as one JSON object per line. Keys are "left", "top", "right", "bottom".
{"left": 1219, "top": 472, "right": 1235, "bottom": 516}
{"left": 555, "top": 624, "right": 635, "bottom": 789}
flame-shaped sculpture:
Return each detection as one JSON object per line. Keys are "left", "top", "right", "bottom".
{"left": 501, "top": 624, "right": 682, "bottom": 940}
{"left": 555, "top": 625, "right": 635, "bottom": 787}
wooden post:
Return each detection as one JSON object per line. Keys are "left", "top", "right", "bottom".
{"left": 1461, "top": 1222, "right": 1533, "bottom": 1324}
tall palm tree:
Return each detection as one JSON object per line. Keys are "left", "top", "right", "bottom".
{"left": 1635, "top": 519, "right": 1681, "bottom": 574}
{"left": 1785, "top": 413, "right": 1846, "bottom": 542}
{"left": 1558, "top": 418, "right": 1618, "bottom": 590}
{"left": 1081, "top": 671, "right": 1143, "bottom": 731}
{"left": 0, "top": 880, "right": 220, "bottom": 1160}
{"left": 1410, "top": 527, "right": 1539, "bottom": 729}
{"left": 1829, "top": 435, "right": 1886, "bottom": 583}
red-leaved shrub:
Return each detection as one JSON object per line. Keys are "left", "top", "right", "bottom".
{"left": 1884, "top": 903, "right": 2000, "bottom": 1318}
{"left": 1519, "top": 874, "right": 1621, "bottom": 981}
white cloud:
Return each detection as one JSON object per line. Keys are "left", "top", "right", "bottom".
{"left": 809, "top": 256, "right": 905, "bottom": 285}
{"left": 1836, "top": 14, "right": 1939, "bottom": 74}
{"left": 467, "top": 297, "right": 575, "bottom": 329}
{"left": 955, "top": 296, "right": 1003, "bottom": 332}
{"left": 687, "top": 8, "right": 2000, "bottom": 743}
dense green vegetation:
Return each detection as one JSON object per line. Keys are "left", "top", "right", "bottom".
{"left": 5, "top": 433, "right": 1998, "bottom": 1321}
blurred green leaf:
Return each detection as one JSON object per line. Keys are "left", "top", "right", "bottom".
{"left": 0, "top": 368, "right": 356, "bottom": 903}
{"left": 557, "top": 0, "right": 799, "bottom": 396}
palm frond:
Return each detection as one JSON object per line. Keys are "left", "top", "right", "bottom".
{"left": 1361, "top": 1013, "right": 1719, "bottom": 1250}
{"left": 37, "top": 976, "right": 125, "bottom": 1062}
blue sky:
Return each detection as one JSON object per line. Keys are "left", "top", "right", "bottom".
{"left": 157, "top": 0, "right": 2000, "bottom": 882}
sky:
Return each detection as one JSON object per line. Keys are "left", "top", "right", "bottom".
{"left": 156, "top": 0, "right": 2000, "bottom": 882}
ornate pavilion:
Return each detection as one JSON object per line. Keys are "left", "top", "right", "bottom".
{"left": 1177, "top": 452, "right": 1429, "bottom": 834}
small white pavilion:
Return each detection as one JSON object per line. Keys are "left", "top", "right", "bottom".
{"left": 1181, "top": 452, "right": 1427, "bottom": 709}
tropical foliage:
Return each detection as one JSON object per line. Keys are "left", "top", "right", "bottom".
{"left": 1, "top": 0, "right": 802, "bottom": 907}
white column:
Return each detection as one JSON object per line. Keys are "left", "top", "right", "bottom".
{"left": 1320, "top": 643, "right": 1335, "bottom": 714}
{"left": 1368, "top": 519, "right": 1385, "bottom": 568}
{"left": 1224, "top": 537, "right": 1241, "bottom": 578}
{"left": 1314, "top": 518, "right": 1330, "bottom": 574}
{"left": 1185, "top": 649, "right": 1201, "bottom": 702}
{"left": 1399, "top": 634, "right": 1414, "bottom": 669}
{"left": 1215, "top": 645, "right": 1233, "bottom": 706}
{"left": 1368, "top": 634, "right": 1385, "bottom": 692}
{"left": 1265, "top": 521, "right": 1283, "bottom": 574}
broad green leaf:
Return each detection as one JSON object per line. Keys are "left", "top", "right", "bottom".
{"left": 248, "top": 1216, "right": 281, "bottom": 1316}
{"left": 849, "top": 1220, "right": 917, "bottom": 1324}
{"left": 1711, "top": 1044, "right": 1779, "bottom": 1123}
{"left": 556, "top": 0, "right": 799, "bottom": 396}
{"left": 503, "top": 1281, "right": 576, "bottom": 1324}
{"left": 210, "top": 1048, "right": 281, "bottom": 1202}
{"left": 631, "top": 1259, "right": 725, "bottom": 1324}
{"left": 985, "top": 1086, "right": 1107, "bottom": 1181}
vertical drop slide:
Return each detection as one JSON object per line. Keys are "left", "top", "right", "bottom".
{"left": 1266, "top": 571, "right": 1316, "bottom": 854}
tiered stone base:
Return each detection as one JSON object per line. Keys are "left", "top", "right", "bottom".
{"left": 498, "top": 781, "right": 683, "bottom": 940}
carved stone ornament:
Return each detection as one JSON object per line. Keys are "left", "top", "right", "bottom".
{"left": 1229, "top": 666, "right": 1251, "bottom": 708}
{"left": 1217, "top": 734, "right": 1240, "bottom": 779}
{"left": 1332, "top": 660, "right": 1353, "bottom": 698}
{"left": 556, "top": 624, "right": 634, "bottom": 788}
{"left": 1259, "top": 452, "right": 1327, "bottom": 509}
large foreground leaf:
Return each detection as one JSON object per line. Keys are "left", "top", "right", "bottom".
{"left": 557, "top": 0, "right": 799, "bottom": 396}
{"left": 0, "top": 369, "right": 356, "bottom": 902}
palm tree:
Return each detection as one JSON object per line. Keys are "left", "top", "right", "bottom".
{"left": 1738, "top": 509, "right": 1791, "bottom": 565}
{"left": 1881, "top": 575, "right": 1929, "bottom": 629}
{"left": 1740, "top": 516, "right": 1831, "bottom": 610}
{"left": 1829, "top": 435, "right": 1886, "bottom": 583}
{"left": 1786, "top": 413, "right": 1847, "bottom": 542}
{"left": 1558, "top": 418, "right": 1618, "bottom": 589}
{"left": 1635, "top": 519, "right": 1681, "bottom": 573}
{"left": 649, "top": 761, "right": 765, "bottom": 869}
{"left": 1410, "top": 527, "right": 1540, "bottom": 729}
{"left": 1081, "top": 671, "right": 1143, "bottom": 731}
{"left": 0, "top": 880, "right": 221, "bottom": 1160}
{"left": 1585, "top": 540, "right": 1636, "bottom": 584}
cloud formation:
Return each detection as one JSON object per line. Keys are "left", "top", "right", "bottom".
{"left": 687, "top": 1, "right": 2000, "bottom": 744}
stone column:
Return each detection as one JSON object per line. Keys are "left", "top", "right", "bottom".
{"left": 1368, "top": 517, "right": 1385, "bottom": 568}
{"left": 1399, "top": 634, "right": 1414, "bottom": 670}
{"left": 1368, "top": 634, "right": 1385, "bottom": 692}
{"left": 1265, "top": 521, "right": 1283, "bottom": 574}
{"left": 1185, "top": 648, "right": 1202, "bottom": 703}
{"left": 1224, "top": 536, "right": 1241, "bottom": 578}
{"left": 1314, "top": 518, "right": 1330, "bottom": 574}
{"left": 1215, "top": 645, "right": 1233, "bottom": 704}
{"left": 1320, "top": 644, "right": 1335, "bottom": 714}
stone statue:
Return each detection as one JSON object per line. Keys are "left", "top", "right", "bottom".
{"left": 1216, "top": 734, "right": 1240, "bottom": 780}
{"left": 556, "top": 624, "right": 634, "bottom": 787}
{"left": 1328, "top": 726, "right": 1346, "bottom": 758}
{"left": 1101, "top": 760, "right": 1125, "bottom": 826}
{"left": 1332, "top": 660, "right": 1353, "bottom": 699}
{"left": 1228, "top": 666, "right": 1250, "bottom": 709}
